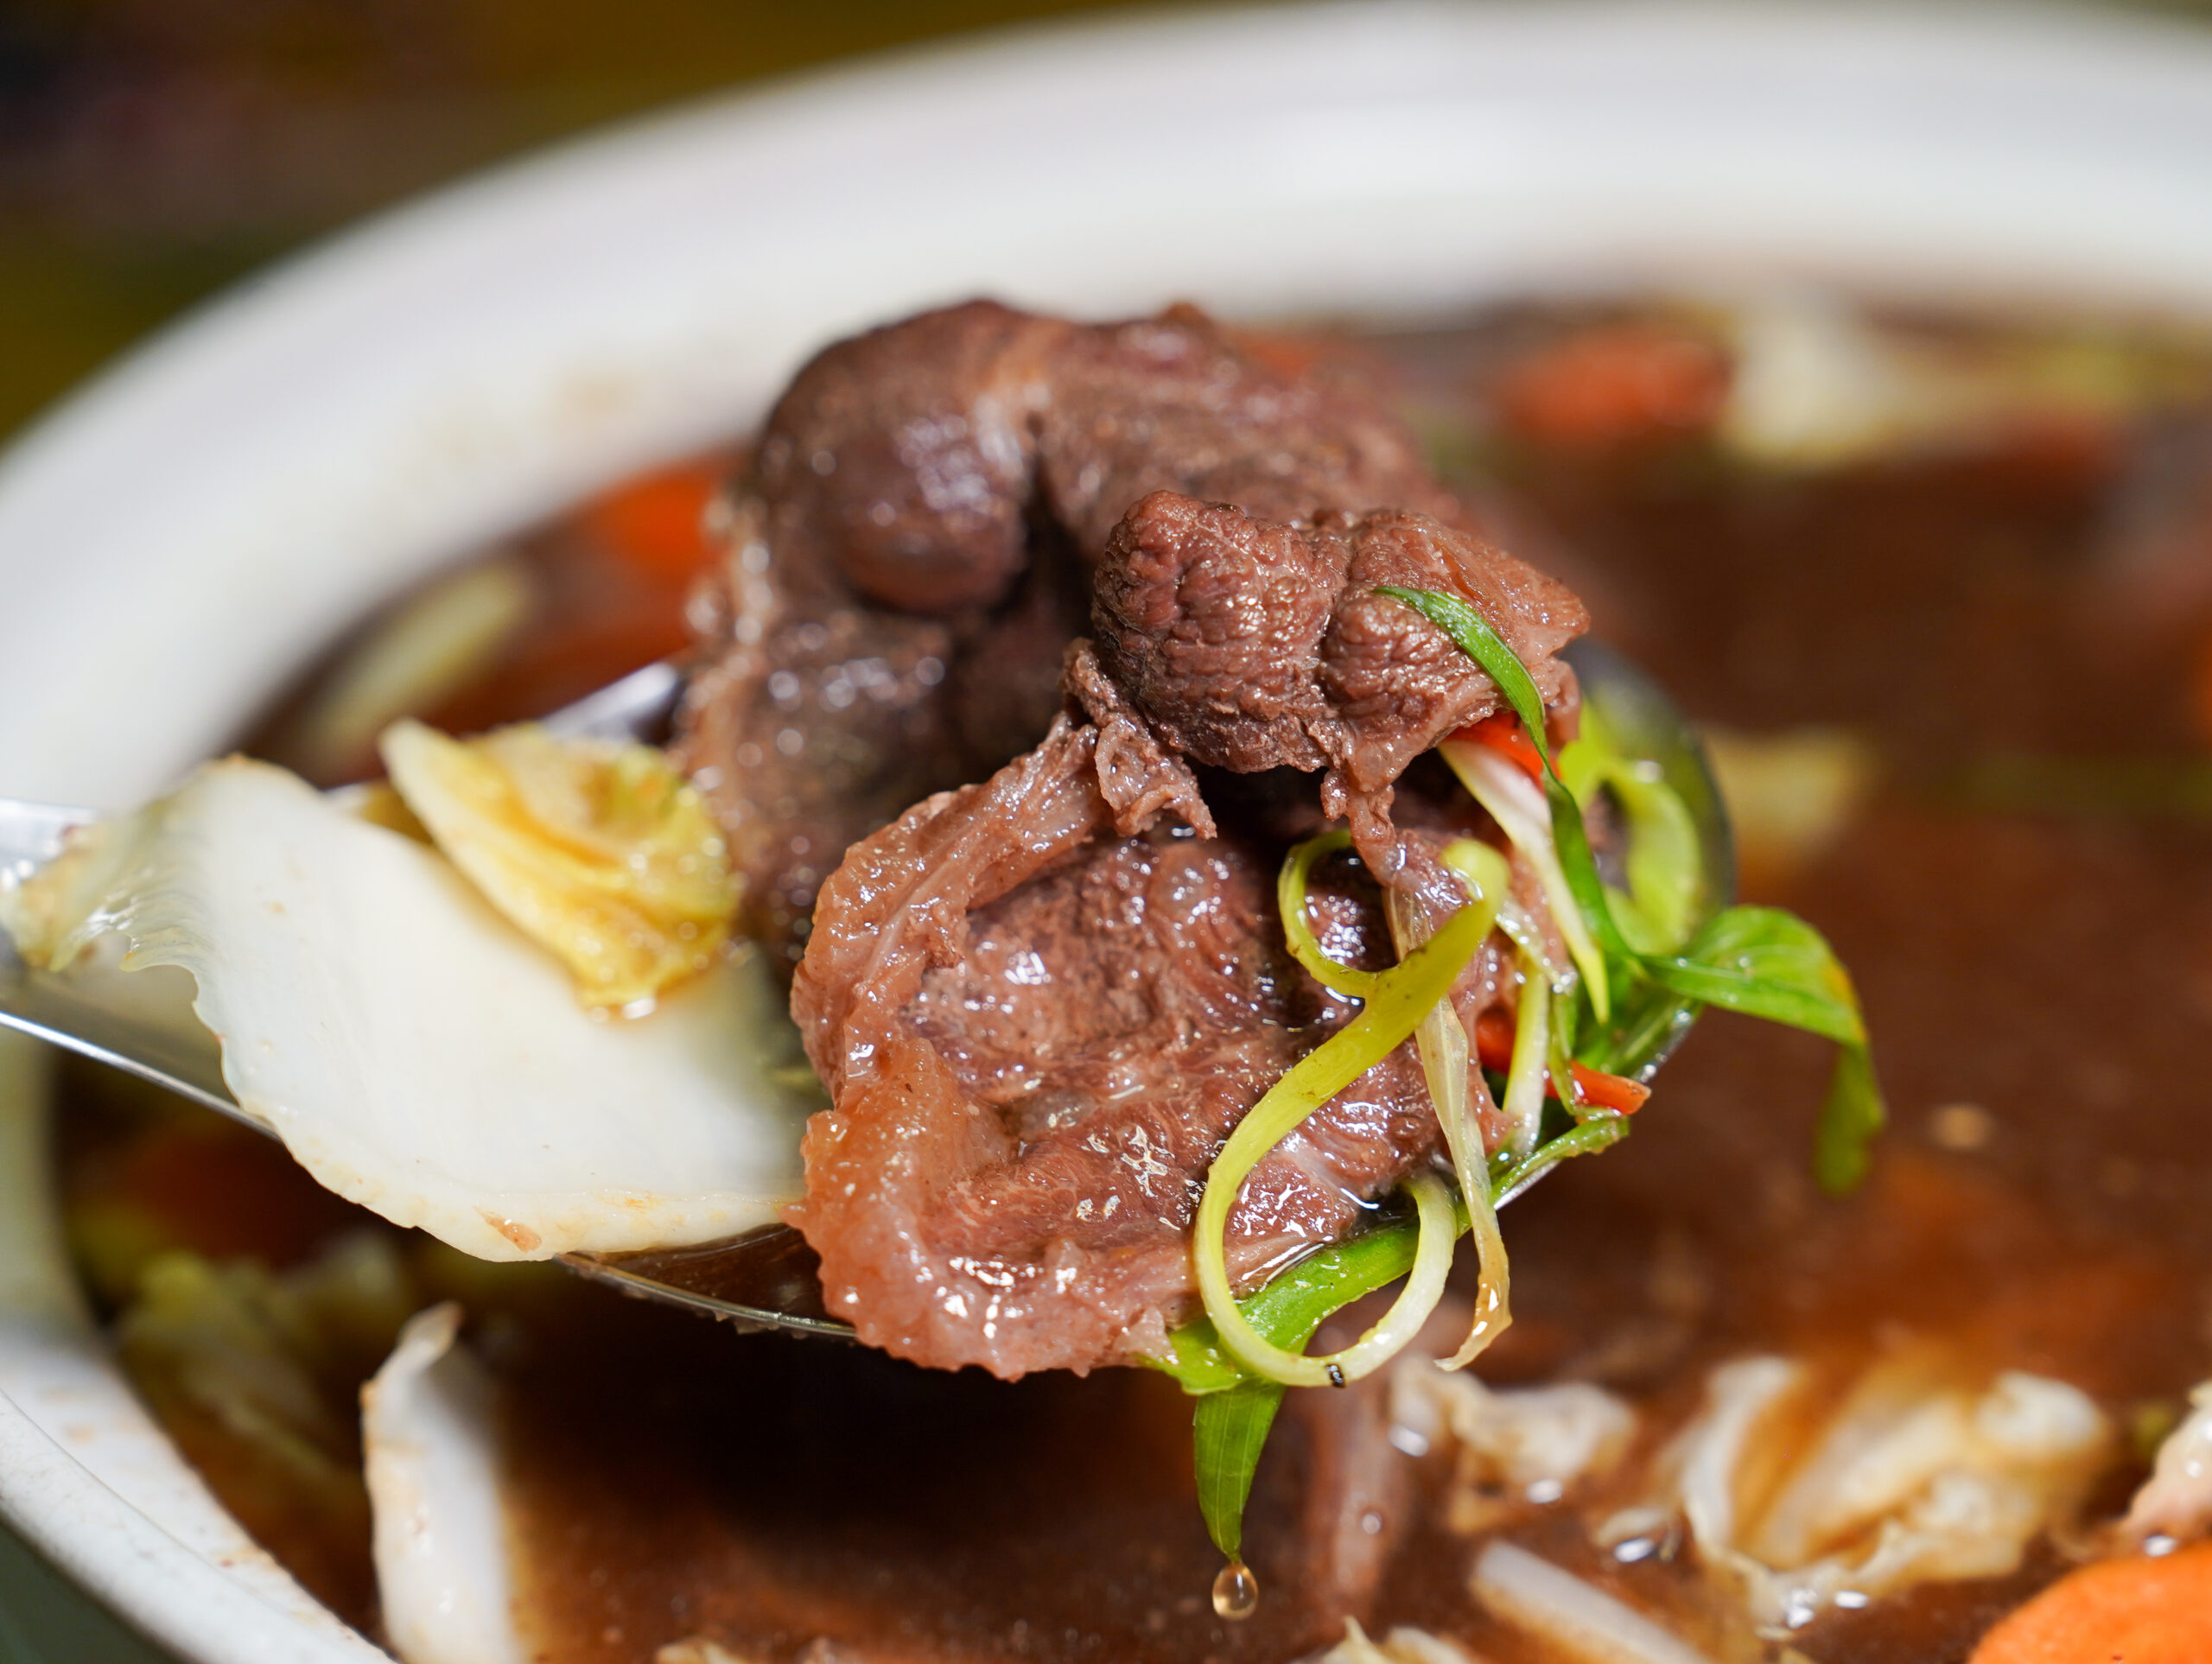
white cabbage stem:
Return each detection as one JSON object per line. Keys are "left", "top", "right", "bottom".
{"left": 1471, "top": 1540, "right": 1718, "bottom": 1664}
{"left": 1314, "top": 1617, "right": 1480, "bottom": 1664}
{"left": 2120, "top": 1381, "right": 2212, "bottom": 1546}
{"left": 0, "top": 759, "right": 803, "bottom": 1263}
{"left": 364, "top": 1305, "right": 529, "bottom": 1664}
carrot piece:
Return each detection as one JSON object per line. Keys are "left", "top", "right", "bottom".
{"left": 1970, "top": 1540, "right": 2212, "bottom": 1664}
{"left": 1472, "top": 1009, "right": 1649, "bottom": 1114}
{"left": 1451, "top": 712, "right": 1547, "bottom": 784}
{"left": 1493, "top": 323, "right": 1731, "bottom": 451}
{"left": 583, "top": 461, "right": 725, "bottom": 581}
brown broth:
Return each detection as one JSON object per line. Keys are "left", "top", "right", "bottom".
{"left": 60, "top": 299, "right": 2212, "bottom": 1663}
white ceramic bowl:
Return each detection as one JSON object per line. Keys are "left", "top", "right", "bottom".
{"left": 4, "top": 3, "right": 2212, "bottom": 1657}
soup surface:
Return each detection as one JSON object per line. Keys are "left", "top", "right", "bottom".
{"left": 52, "top": 295, "right": 2212, "bottom": 1663}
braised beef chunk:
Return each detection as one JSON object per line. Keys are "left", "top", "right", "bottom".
{"left": 1085, "top": 491, "right": 1588, "bottom": 886}
{"left": 789, "top": 479, "right": 1585, "bottom": 1378}
{"left": 673, "top": 301, "right": 1449, "bottom": 965}
{"left": 789, "top": 719, "right": 1503, "bottom": 1377}
{"left": 1090, "top": 492, "right": 1585, "bottom": 778}
{"left": 677, "top": 579, "right": 960, "bottom": 967}
{"left": 754, "top": 301, "right": 1457, "bottom": 615}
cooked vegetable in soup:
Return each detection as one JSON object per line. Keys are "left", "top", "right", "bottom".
{"left": 25, "top": 290, "right": 2212, "bottom": 1663}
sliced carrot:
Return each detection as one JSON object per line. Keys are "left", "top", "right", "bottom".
{"left": 1493, "top": 323, "right": 1731, "bottom": 451}
{"left": 1451, "top": 712, "right": 1546, "bottom": 784}
{"left": 582, "top": 461, "right": 726, "bottom": 581}
{"left": 1970, "top": 1540, "right": 2212, "bottom": 1664}
{"left": 1471, "top": 1009, "right": 1649, "bottom": 1115}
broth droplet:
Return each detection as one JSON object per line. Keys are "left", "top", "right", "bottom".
{"left": 1211, "top": 1559, "right": 1259, "bottom": 1621}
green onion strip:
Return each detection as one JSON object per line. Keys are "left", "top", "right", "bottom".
{"left": 1491, "top": 1114, "right": 1632, "bottom": 1208}
{"left": 1375, "top": 585, "right": 1622, "bottom": 1019}
{"left": 1386, "top": 840, "right": 1515, "bottom": 1372}
{"left": 1440, "top": 738, "right": 1611, "bottom": 1019}
{"left": 1274, "top": 829, "right": 1380, "bottom": 1000}
{"left": 1500, "top": 954, "right": 1549, "bottom": 1164}
{"left": 1198, "top": 851, "right": 1502, "bottom": 1388}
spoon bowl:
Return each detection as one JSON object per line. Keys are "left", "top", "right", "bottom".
{"left": 0, "top": 637, "right": 1731, "bottom": 1337}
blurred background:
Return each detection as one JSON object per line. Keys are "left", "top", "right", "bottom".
{"left": 8, "top": 0, "right": 2212, "bottom": 448}
{"left": 0, "top": 0, "right": 1190, "bottom": 448}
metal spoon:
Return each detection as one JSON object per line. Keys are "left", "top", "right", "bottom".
{"left": 0, "top": 642, "right": 1727, "bottom": 1342}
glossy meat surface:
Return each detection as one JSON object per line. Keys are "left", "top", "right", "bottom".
{"left": 672, "top": 302, "right": 1452, "bottom": 965}
{"left": 788, "top": 718, "right": 1475, "bottom": 1375}
{"left": 787, "top": 476, "right": 1584, "bottom": 1375}
{"left": 1088, "top": 490, "right": 1587, "bottom": 891}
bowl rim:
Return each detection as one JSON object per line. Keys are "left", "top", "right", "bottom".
{"left": 5, "top": 2, "right": 2212, "bottom": 1657}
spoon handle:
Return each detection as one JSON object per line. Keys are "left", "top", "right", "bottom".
{"left": 0, "top": 944, "right": 237, "bottom": 1116}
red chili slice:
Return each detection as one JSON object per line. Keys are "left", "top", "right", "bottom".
{"left": 1450, "top": 712, "right": 1547, "bottom": 784}
{"left": 1472, "top": 1008, "right": 1649, "bottom": 1115}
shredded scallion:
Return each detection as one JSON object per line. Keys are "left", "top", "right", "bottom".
{"left": 1558, "top": 702, "right": 1705, "bottom": 955}
{"left": 1387, "top": 839, "right": 1515, "bottom": 1372}
{"left": 1171, "top": 600, "right": 1886, "bottom": 1577}
{"left": 1276, "top": 829, "right": 1381, "bottom": 999}
{"left": 1441, "top": 738, "right": 1611, "bottom": 1017}
{"left": 1193, "top": 859, "right": 1499, "bottom": 1388}
{"left": 1500, "top": 953, "right": 1550, "bottom": 1163}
